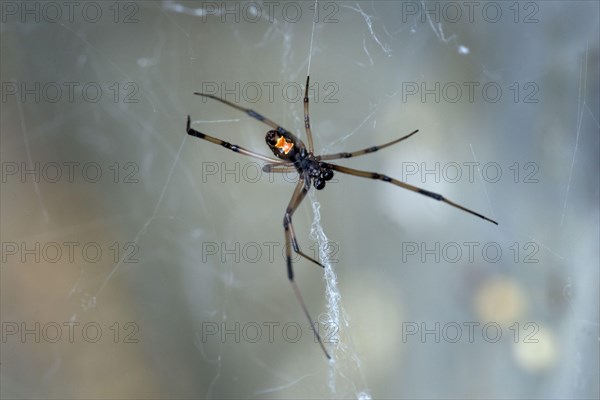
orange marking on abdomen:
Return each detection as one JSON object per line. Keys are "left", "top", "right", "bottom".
{"left": 275, "top": 136, "right": 294, "bottom": 154}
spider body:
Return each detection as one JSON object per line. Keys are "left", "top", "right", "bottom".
{"left": 265, "top": 130, "right": 334, "bottom": 190}
{"left": 187, "top": 76, "right": 497, "bottom": 359}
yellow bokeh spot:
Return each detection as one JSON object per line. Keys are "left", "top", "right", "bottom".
{"left": 475, "top": 277, "right": 526, "bottom": 326}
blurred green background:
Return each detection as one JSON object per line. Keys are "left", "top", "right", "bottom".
{"left": 1, "top": 1, "right": 598, "bottom": 398}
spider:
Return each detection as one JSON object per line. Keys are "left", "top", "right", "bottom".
{"left": 186, "top": 76, "right": 498, "bottom": 359}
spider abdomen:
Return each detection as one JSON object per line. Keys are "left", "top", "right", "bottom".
{"left": 265, "top": 130, "right": 301, "bottom": 160}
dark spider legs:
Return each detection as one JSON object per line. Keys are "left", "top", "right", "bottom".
{"left": 317, "top": 129, "right": 419, "bottom": 161}
{"left": 324, "top": 163, "right": 498, "bottom": 225}
{"left": 284, "top": 180, "right": 330, "bottom": 359}
{"left": 186, "top": 116, "right": 285, "bottom": 164}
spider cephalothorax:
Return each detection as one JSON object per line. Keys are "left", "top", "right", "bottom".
{"left": 187, "top": 75, "right": 498, "bottom": 360}
{"left": 298, "top": 154, "right": 334, "bottom": 190}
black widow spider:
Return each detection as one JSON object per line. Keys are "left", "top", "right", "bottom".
{"left": 186, "top": 76, "right": 498, "bottom": 359}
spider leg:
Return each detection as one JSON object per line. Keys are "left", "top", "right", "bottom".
{"left": 262, "top": 163, "right": 296, "bottom": 174}
{"left": 285, "top": 181, "right": 325, "bottom": 269}
{"left": 317, "top": 129, "right": 419, "bottom": 161}
{"left": 187, "top": 116, "right": 285, "bottom": 164}
{"left": 303, "top": 75, "right": 315, "bottom": 153}
{"left": 193, "top": 92, "right": 292, "bottom": 135}
{"left": 284, "top": 180, "right": 331, "bottom": 359}
{"left": 324, "top": 163, "right": 498, "bottom": 225}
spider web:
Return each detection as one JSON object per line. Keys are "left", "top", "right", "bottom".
{"left": 1, "top": 1, "right": 599, "bottom": 399}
